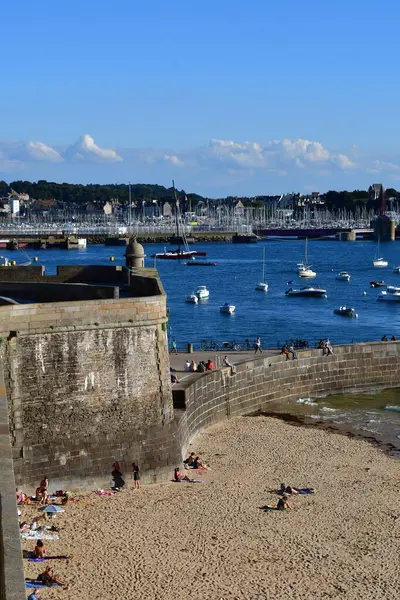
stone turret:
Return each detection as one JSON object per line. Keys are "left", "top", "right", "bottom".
{"left": 125, "top": 237, "right": 146, "bottom": 269}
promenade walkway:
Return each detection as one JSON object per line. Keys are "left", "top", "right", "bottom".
{"left": 169, "top": 348, "right": 278, "bottom": 389}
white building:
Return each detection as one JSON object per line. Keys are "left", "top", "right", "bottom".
{"left": 9, "top": 198, "right": 20, "bottom": 217}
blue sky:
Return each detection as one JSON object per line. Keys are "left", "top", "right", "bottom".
{"left": 1, "top": 0, "right": 400, "bottom": 196}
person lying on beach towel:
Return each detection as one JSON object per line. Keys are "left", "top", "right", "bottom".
{"left": 26, "top": 580, "right": 62, "bottom": 589}
{"left": 37, "top": 566, "right": 65, "bottom": 586}
{"left": 173, "top": 468, "right": 203, "bottom": 483}
{"left": 278, "top": 483, "right": 315, "bottom": 495}
{"left": 28, "top": 555, "right": 69, "bottom": 562}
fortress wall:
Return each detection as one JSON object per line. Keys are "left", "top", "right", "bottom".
{"left": 1, "top": 294, "right": 177, "bottom": 490}
{"left": 177, "top": 342, "right": 400, "bottom": 451}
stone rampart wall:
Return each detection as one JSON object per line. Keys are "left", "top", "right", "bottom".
{"left": 1, "top": 292, "right": 175, "bottom": 491}
{"left": 176, "top": 342, "right": 400, "bottom": 452}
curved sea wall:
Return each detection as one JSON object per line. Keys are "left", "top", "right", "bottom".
{"left": 175, "top": 342, "right": 400, "bottom": 452}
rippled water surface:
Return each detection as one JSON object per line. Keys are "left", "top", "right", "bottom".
{"left": 8, "top": 239, "right": 400, "bottom": 346}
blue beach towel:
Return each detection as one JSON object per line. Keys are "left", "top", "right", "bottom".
{"left": 25, "top": 581, "right": 62, "bottom": 589}
{"left": 28, "top": 555, "right": 68, "bottom": 562}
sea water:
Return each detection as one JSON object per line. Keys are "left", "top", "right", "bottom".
{"left": 6, "top": 238, "right": 400, "bottom": 346}
{"left": 267, "top": 387, "right": 400, "bottom": 455}
{"left": 5, "top": 238, "right": 400, "bottom": 452}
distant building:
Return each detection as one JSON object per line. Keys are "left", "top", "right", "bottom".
{"left": 368, "top": 184, "right": 384, "bottom": 201}
{"left": 103, "top": 201, "right": 113, "bottom": 215}
{"left": 162, "top": 201, "right": 172, "bottom": 218}
{"left": 9, "top": 198, "right": 20, "bottom": 217}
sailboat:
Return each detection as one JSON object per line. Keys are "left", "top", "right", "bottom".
{"left": 297, "top": 239, "right": 316, "bottom": 278}
{"left": 151, "top": 181, "right": 206, "bottom": 260}
{"left": 255, "top": 247, "right": 268, "bottom": 291}
{"left": 373, "top": 237, "right": 388, "bottom": 267}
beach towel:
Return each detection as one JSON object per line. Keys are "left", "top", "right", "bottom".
{"left": 189, "top": 466, "right": 209, "bottom": 471}
{"left": 25, "top": 581, "right": 62, "bottom": 589}
{"left": 28, "top": 556, "right": 68, "bottom": 562}
{"left": 297, "top": 488, "right": 315, "bottom": 494}
{"left": 95, "top": 490, "right": 115, "bottom": 496}
{"left": 21, "top": 532, "right": 59, "bottom": 540}
{"left": 263, "top": 504, "right": 280, "bottom": 512}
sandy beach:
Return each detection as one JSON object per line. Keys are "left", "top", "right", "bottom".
{"left": 21, "top": 417, "right": 399, "bottom": 600}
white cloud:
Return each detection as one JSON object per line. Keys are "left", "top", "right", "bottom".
{"left": 373, "top": 159, "right": 400, "bottom": 172}
{"left": 26, "top": 141, "right": 63, "bottom": 162}
{"left": 64, "top": 134, "right": 122, "bottom": 163}
{"left": 163, "top": 154, "right": 184, "bottom": 166}
{"left": 332, "top": 154, "right": 355, "bottom": 169}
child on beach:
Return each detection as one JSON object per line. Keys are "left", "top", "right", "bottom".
{"left": 132, "top": 462, "right": 141, "bottom": 489}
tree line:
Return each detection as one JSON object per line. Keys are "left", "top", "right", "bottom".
{"left": 0, "top": 180, "right": 398, "bottom": 212}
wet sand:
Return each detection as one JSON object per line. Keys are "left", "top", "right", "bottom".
{"left": 21, "top": 417, "right": 399, "bottom": 599}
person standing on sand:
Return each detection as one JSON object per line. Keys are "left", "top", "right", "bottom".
{"left": 132, "top": 462, "right": 141, "bottom": 489}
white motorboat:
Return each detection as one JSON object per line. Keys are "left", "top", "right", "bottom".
{"left": 297, "top": 239, "right": 316, "bottom": 278}
{"left": 220, "top": 303, "right": 235, "bottom": 314}
{"left": 298, "top": 264, "right": 317, "bottom": 278}
{"left": 255, "top": 247, "right": 268, "bottom": 291}
{"left": 336, "top": 271, "right": 351, "bottom": 281}
{"left": 286, "top": 286, "right": 327, "bottom": 298}
{"left": 196, "top": 285, "right": 209, "bottom": 299}
{"left": 185, "top": 293, "right": 198, "bottom": 304}
{"left": 373, "top": 238, "right": 388, "bottom": 267}
{"left": 377, "top": 286, "right": 400, "bottom": 302}
{"left": 393, "top": 266, "right": 400, "bottom": 273}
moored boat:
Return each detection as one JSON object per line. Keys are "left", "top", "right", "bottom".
{"left": 377, "top": 286, "right": 400, "bottom": 302}
{"left": 334, "top": 306, "right": 358, "bottom": 317}
{"left": 336, "top": 271, "right": 351, "bottom": 281}
{"left": 196, "top": 285, "right": 210, "bottom": 299}
{"left": 185, "top": 293, "right": 198, "bottom": 304}
{"left": 393, "top": 266, "right": 400, "bottom": 273}
{"left": 255, "top": 247, "right": 268, "bottom": 291}
{"left": 297, "top": 239, "right": 316, "bottom": 278}
{"left": 220, "top": 303, "right": 235, "bottom": 314}
{"left": 370, "top": 280, "right": 386, "bottom": 288}
{"left": 286, "top": 286, "right": 327, "bottom": 298}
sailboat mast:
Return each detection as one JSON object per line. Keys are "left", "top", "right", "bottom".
{"left": 262, "top": 247, "right": 265, "bottom": 282}
{"left": 172, "top": 180, "right": 180, "bottom": 238}
{"left": 305, "top": 238, "right": 308, "bottom": 265}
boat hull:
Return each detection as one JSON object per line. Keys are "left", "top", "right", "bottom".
{"left": 286, "top": 288, "right": 327, "bottom": 297}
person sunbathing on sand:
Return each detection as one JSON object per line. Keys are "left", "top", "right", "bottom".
{"left": 279, "top": 483, "right": 298, "bottom": 495}
{"left": 183, "top": 452, "right": 196, "bottom": 466}
{"left": 34, "top": 540, "right": 46, "bottom": 558}
{"left": 192, "top": 456, "right": 207, "bottom": 469}
{"left": 174, "top": 468, "right": 196, "bottom": 483}
{"left": 277, "top": 494, "right": 292, "bottom": 510}
{"left": 38, "top": 566, "right": 65, "bottom": 586}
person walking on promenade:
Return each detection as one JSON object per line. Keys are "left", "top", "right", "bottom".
{"left": 254, "top": 336, "right": 262, "bottom": 354}
{"left": 289, "top": 343, "right": 297, "bottom": 360}
{"left": 170, "top": 338, "right": 178, "bottom": 354}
